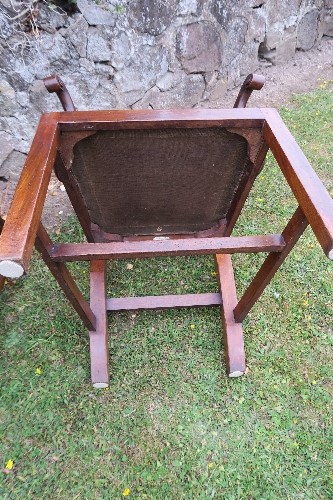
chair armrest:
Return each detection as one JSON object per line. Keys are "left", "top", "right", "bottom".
{"left": 234, "top": 73, "right": 265, "bottom": 109}
{"left": 263, "top": 108, "right": 333, "bottom": 259}
{"left": 43, "top": 75, "right": 76, "bottom": 112}
{"left": 0, "top": 114, "right": 59, "bottom": 277}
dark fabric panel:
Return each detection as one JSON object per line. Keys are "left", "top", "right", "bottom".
{"left": 71, "top": 128, "right": 249, "bottom": 235}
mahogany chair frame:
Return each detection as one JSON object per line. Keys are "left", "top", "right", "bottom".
{"left": 0, "top": 76, "right": 332, "bottom": 388}
{"left": 0, "top": 73, "right": 263, "bottom": 292}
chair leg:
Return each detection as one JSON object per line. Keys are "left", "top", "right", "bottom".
{"left": 215, "top": 254, "right": 246, "bottom": 377}
{"left": 233, "top": 206, "right": 308, "bottom": 323}
{"left": 89, "top": 260, "right": 109, "bottom": 388}
{"left": 35, "top": 224, "right": 96, "bottom": 330}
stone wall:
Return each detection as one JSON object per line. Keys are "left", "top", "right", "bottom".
{"left": 0, "top": 0, "right": 332, "bottom": 194}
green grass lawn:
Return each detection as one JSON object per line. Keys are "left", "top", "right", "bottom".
{"left": 1, "top": 85, "right": 333, "bottom": 498}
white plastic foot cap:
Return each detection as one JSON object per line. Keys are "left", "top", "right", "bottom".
{"left": 93, "top": 382, "right": 109, "bottom": 389}
{"left": 229, "top": 370, "right": 244, "bottom": 378}
{"left": 328, "top": 249, "right": 333, "bottom": 260}
{"left": 0, "top": 260, "right": 24, "bottom": 278}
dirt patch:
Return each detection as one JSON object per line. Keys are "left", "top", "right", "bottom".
{"left": 34, "top": 37, "right": 333, "bottom": 230}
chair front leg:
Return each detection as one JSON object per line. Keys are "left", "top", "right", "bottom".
{"left": 89, "top": 260, "right": 109, "bottom": 388}
{"left": 215, "top": 254, "right": 246, "bottom": 377}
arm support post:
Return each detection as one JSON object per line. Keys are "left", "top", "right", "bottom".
{"left": 0, "top": 114, "right": 59, "bottom": 277}
{"left": 263, "top": 109, "right": 333, "bottom": 259}
{"left": 43, "top": 75, "right": 76, "bottom": 112}
{"left": 234, "top": 73, "right": 265, "bottom": 109}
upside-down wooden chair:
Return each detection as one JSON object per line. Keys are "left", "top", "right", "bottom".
{"left": 0, "top": 74, "right": 332, "bottom": 388}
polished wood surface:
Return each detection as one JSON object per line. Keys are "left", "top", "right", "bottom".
{"left": 52, "top": 108, "right": 266, "bottom": 132}
{"left": 1, "top": 73, "right": 332, "bottom": 386}
{"left": 107, "top": 293, "right": 222, "bottom": 311}
{"left": 215, "top": 254, "right": 246, "bottom": 377}
{"left": 89, "top": 260, "right": 109, "bottom": 388}
{"left": 234, "top": 73, "right": 265, "bottom": 109}
{"left": 43, "top": 75, "right": 76, "bottom": 112}
{"left": 0, "top": 114, "right": 59, "bottom": 274}
{"left": 234, "top": 206, "right": 309, "bottom": 323}
{"left": 51, "top": 234, "right": 285, "bottom": 262}
{"left": 263, "top": 108, "right": 333, "bottom": 259}
{"left": 35, "top": 224, "right": 96, "bottom": 331}
{"left": 54, "top": 153, "right": 95, "bottom": 242}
